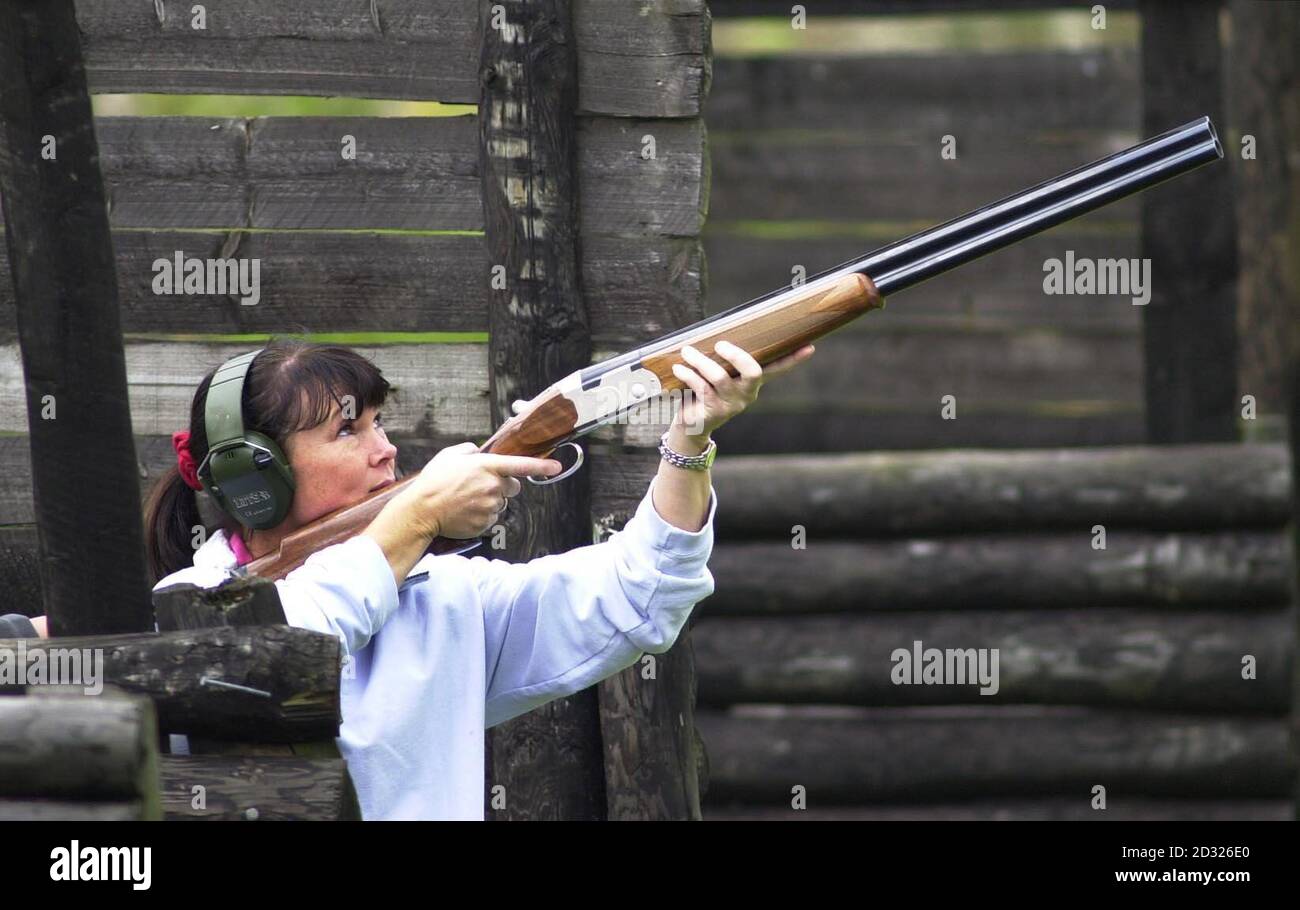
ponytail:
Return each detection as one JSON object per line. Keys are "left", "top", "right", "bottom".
{"left": 143, "top": 465, "right": 205, "bottom": 584}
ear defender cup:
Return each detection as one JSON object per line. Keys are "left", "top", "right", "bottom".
{"left": 197, "top": 349, "right": 296, "bottom": 531}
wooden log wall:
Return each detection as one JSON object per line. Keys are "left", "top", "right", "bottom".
{"left": 695, "top": 444, "right": 1297, "bottom": 820}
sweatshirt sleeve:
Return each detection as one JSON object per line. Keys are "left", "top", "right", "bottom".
{"left": 474, "top": 475, "right": 717, "bottom": 729}
{"left": 152, "top": 535, "right": 400, "bottom": 659}
{"left": 273, "top": 535, "right": 402, "bottom": 658}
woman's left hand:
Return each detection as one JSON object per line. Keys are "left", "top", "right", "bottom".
{"left": 672, "top": 340, "right": 816, "bottom": 438}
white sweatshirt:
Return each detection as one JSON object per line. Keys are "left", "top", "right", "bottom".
{"left": 153, "top": 476, "right": 717, "bottom": 820}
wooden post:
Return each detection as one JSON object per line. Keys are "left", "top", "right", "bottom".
{"left": 478, "top": 0, "right": 603, "bottom": 820}
{"left": 1224, "top": 0, "right": 1300, "bottom": 822}
{"left": 1139, "top": 0, "right": 1240, "bottom": 443}
{"left": 1227, "top": 0, "right": 1300, "bottom": 439}
{"left": 0, "top": 0, "right": 151, "bottom": 634}
{"left": 1289, "top": 355, "right": 1300, "bottom": 823}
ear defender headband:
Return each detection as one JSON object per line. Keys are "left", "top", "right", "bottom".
{"left": 196, "top": 349, "right": 296, "bottom": 530}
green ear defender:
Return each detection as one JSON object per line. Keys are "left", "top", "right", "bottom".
{"left": 196, "top": 349, "right": 295, "bottom": 530}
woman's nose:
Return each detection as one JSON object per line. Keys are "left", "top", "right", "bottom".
{"left": 374, "top": 433, "right": 397, "bottom": 461}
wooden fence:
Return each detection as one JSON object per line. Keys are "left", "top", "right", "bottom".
{"left": 697, "top": 443, "right": 1295, "bottom": 820}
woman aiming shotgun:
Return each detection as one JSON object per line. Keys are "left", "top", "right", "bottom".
{"left": 11, "top": 337, "right": 812, "bottom": 820}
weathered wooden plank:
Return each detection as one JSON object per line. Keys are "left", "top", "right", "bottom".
{"left": 0, "top": 342, "right": 486, "bottom": 437}
{"left": 691, "top": 608, "right": 1293, "bottom": 712}
{"left": 707, "top": 131, "right": 1141, "bottom": 222}
{"left": 77, "top": 0, "right": 709, "bottom": 117}
{"left": 695, "top": 705, "right": 1293, "bottom": 801}
{"left": 702, "top": 799, "right": 1291, "bottom": 821}
{"left": 0, "top": 341, "right": 671, "bottom": 448}
{"left": 0, "top": 232, "right": 704, "bottom": 347}
{"left": 1, "top": 625, "right": 342, "bottom": 742}
{"left": 0, "top": 0, "right": 152, "bottom": 636}
{"left": 26, "top": 116, "right": 703, "bottom": 233}
{"left": 709, "top": 444, "right": 1292, "bottom": 535}
{"left": 704, "top": 531, "right": 1293, "bottom": 612}
{"left": 0, "top": 800, "right": 145, "bottom": 821}
{"left": 708, "top": 50, "right": 1140, "bottom": 134}
{"left": 159, "top": 755, "right": 356, "bottom": 820}
{"left": 749, "top": 324, "right": 1142, "bottom": 410}
{"left": 0, "top": 329, "right": 1136, "bottom": 441}
{"left": 712, "top": 409, "right": 1147, "bottom": 452}
{"left": 1139, "top": 0, "right": 1238, "bottom": 443}
{"left": 708, "top": 0, "right": 1135, "bottom": 13}
{"left": 0, "top": 694, "right": 161, "bottom": 811}
{"left": 704, "top": 229, "right": 1145, "bottom": 330}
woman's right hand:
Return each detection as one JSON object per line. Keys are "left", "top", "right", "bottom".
{"left": 397, "top": 442, "right": 563, "bottom": 540}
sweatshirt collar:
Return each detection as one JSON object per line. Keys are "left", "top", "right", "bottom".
{"left": 192, "top": 528, "right": 240, "bottom": 573}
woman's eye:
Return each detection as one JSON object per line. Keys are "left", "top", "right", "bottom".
{"left": 339, "top": 415, "right": 383, "bottom": 437}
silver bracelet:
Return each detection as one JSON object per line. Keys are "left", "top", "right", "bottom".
{"left": 659, "top": 430, "right": 717, "bottom": 471}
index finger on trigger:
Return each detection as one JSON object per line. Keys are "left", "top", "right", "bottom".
{"left": 480, "top": 454, "right": 563, "bottom": 477}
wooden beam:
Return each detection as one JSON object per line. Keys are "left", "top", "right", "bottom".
{"left": 704, "top": 531, "right": 1293, "bottom": 612}
{"left": 0, "top": 692, "right": 161, "bottom": 818}
{"left": 709, "top": 444, "right": 1292, "bottom": 538}
{"left": 707, "top": 0, "right": 1136, "bottom": 14}
{"left": 696, "top": 706, "right": 1291, "bottom": 802}
{"left": 692, "top": 608, "right": 1293, "bottom": 713}
{"left": 75, "top": 0, "right": 709, "bottom": 116}
{"left": 703, "top": 799, "right": 1290, "bottom": 821}
{"left": 159, "top": 755, "right": 356, "bottom": 820}
{"left": 2, "top": 624, "right": 343, "bottom": 741}
{"left": 0, "top": 0, "right": 150, "bottom": 635}
{"left": 1139, "top": 0, "right": 1239, "bottom": 442}
{"left": 479, "top": 0, "right": 606, "bottom": 822}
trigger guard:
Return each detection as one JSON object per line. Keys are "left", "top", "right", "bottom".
{"left": 527, "top": 441, "right": 584, "bottom": 486}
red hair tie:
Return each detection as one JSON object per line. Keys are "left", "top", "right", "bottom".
{"left": 171, "top": 430, "right": 204, "bottom": 491}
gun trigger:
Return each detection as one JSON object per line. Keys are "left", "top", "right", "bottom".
{"left": 527, "top": 441, "right": 584, "bottom": 486}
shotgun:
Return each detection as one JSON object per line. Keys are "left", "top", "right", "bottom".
{"left": 244, "top": 116, "right": 1223, "bottom": 580}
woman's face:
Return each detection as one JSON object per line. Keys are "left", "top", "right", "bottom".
{"left": 279, "top": 397, "right": 398, "bottom": 529}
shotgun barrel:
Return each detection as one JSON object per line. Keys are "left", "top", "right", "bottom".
{"left": 614, "top": 117, "right": 1224, "bottom": 373}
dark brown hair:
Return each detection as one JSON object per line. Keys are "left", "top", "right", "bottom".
{"left": 143, "top": 338, "right": 392, "bottom": 584}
